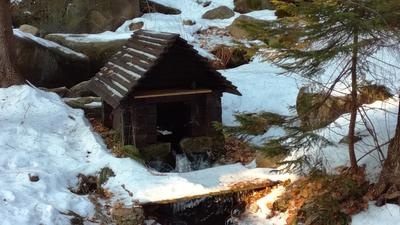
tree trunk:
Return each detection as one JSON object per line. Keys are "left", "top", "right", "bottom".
{"left": 348, "top": 29, "right": 359, "bottom": 169}
{"left": 0, "top": 0, "right": 23, "bottom": 87}
{"left": 374, "top": 100, "right": 400, "bottom": 204}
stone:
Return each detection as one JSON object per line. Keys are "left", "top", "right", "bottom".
{"left": 211, "top": 45, "right": 253, "bottom": 69}
{"left": 296, "top": 85, "right": 392, "bottom": 130}
{"left": 140, "top": 143, "right": 171, "bottom": 161}
{"left": 255, "top": 151, "right": 285, "bottom": 168}
{"left": 64, "top": 97, "right": 102, "bottom": 118}
{"left": 40, "top": 87, "right": 71, "bottom": 97}
{"left": 19, "top": 24, "right": 39, "bottom": 36}
{"left": 14, "top": 32, "right": 90, "bottom": 88}
{"left": 11, "top": 0, "right": 141, "bottom": 34}
{"left": 228, "top": 15, "right": 270, "bottom": 40}
{"left": 45, "top": 33, "right": 129, "bottom": 75}
{"left": 68, "top": 80, "right": 96, "bottom": 98}
{"left": 202, "top": 6, "right": 235, "bottom": 20}
{"left": 180, "top": 136, "right": 214, "bottom": 154}
{"left": 183, "top": 20, "right": 196, "bottom": 26}
{"left": 140, "top": 0, "right": 181, "bottom": 14}
{"left": 233, "top": 0, "right": 275, "bottom": 13}
{"left": 112, "top": 205, "right": 144, "bottom": 225}
{"left": 129, "top": 21, "right": 144, "bottom": 31}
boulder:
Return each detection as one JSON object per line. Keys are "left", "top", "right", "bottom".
{"left": 64, "top": 97, "right": 102, "bottom": 118}
{"left": 140, "top": 143, "right": 172, "bottom": 161}
{"left": 211, "top": 45, "right": 253, "bottom": 69}
{"left": 140, "top": 0, "right": 181, "bottom": 14}
{"left": 255, "top": 151, "right": 285, "bottom": 168}
{"left": 68, "top": 80, "right": 96, "bottom": 98}
{"left": 228, "top": 15, "right": 270, "bottom": 41}
{"left": 296, "top": 85, "right": 393, "bottom": 129}
{"left": 183, "top": 20, "right": 196, "bottom": 26}
{"left": 11, "top": 0, "right": 141, "bottom": 34}
{"left": 233, "top": 0, "right": 275, "bottom": 13}
{"left": 128, "top": 21, "right": 144, "bottom": 31}
{"left": 18, "top": 24, "right": 39, "bottom": 36}
{"left": 202, "top": 6, "right": 235, "bottom": 20}
{"left": 180, "top": 137, "right": 214, "bottom": 154}
{"left": 45, "top": 33, "right": 129, "bottom": 75}
{"left": 14, "top": 30, "right": 90, "bottom": 88}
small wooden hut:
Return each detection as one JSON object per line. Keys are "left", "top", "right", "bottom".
{"left": 88, "top": 30, "right": 240, "bottom": 149}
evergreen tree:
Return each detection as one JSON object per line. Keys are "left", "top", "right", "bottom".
{"left": 271, "top": 0, "right": 400, "bottom": 169}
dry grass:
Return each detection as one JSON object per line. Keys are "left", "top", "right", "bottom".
{"left": 272, "top": 168, "right": 370, "bottom": 225}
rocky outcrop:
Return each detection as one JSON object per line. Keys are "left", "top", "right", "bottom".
{"left": 140, "top": 143, "right": 172, "bottom": 161}
{"left": 139, "top": 0, "right": 181, "bottom": 15}
{"left": 180, "top": 137, "right": 214, "bottom": 154}
{"left": 297, "top": 85, "right": 393, "bottom": 129}
{"left": 14, "top": 30, "right": 90, "bottom": 88}
{"left": 19, "top": 24, "right": 39, "bottom": 36}
{"left": 228, "top": 15, "right": 270, "bottom": 41}
{"left": 68, "top": 80, "right": 96, "bottom": 97}
{"left": 202, "top": 6, "right": 235, "bottom": 20}
{"left": 11, "top": 0, "right": 141, "bottom": 34}
{"left": 45, "top": 33, "right": 129, "bottom": 75}
{"left": 211, "top": 45, "right": 253, "bottom": 69}
{"left": 233, "top": 0, "right": 275, "bottom": 13}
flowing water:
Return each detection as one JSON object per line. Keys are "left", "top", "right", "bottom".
{"left": 143, "top": 190, "right": 260, "bottom": 225}
{"left": 144, "top": 152, "right": 257, "bottom": 224}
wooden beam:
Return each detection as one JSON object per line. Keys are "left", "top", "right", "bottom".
{"left": 134, "top": 89, "right": 212, "bottom": 99}
{"left": 142, "top": 179, "right": 281, "bottom": 205}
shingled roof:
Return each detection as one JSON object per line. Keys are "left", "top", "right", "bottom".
{"left": 88, "top": 30, "right": 240, "bottom": 108}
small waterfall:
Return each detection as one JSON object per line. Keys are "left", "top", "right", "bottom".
{"left": 175, "top": 154, "right": 192, "bottom": 172}
{"left": 189, "top": 153, "right": 211, "bottom": 170}
{"left": 174, "top": 153, "right": 213, "bottom": 172}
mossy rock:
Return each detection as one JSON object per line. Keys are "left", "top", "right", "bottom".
{"left": 140, "top": 143, "right": 171, "bottom": 161}
{"left": 296, "top": 84, "right": 393, "bottom": 130}
{"left": 45, "top": 33, "right": 128, "bottom": 74}
{"left": 121, "top": 145, "right": 145, "bottom": 163}
{"left": 202, "top": 6, "right": 235, "bottom": 20}
{"left": 228, "top": 15, "right": 271, "bottom": 41}
{"left": 68, "top": 80, "right": 95, "bottom": 98}
{"left": 180, "top": 137, "right": 214, "bottom": 154}
{"left": 233, "top": 0, "right": 275, "bottom": 13}
{"left": 139, "top": 0, "right": 181, "bottom": 15}
{"left": 11, "top": 0, "right": 141, "bottom": 34}
{"left": 211, "top": 44, "right": 258, "bottom": 69}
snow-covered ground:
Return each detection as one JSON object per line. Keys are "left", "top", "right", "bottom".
{"left": 0, "top": 85, "right": 295, "bottom": 225}
{"left": 6, "top": 0, "right": 400, "bottom": 224}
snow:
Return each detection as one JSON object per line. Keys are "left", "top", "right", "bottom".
{"left": 245, "top": 10, "right": 277, "bottom": 20}
{"left": 11, "top": 0, "right": 22, "bottom": 4}
{"left": 13, "top": 29, "right": 88, "bottom": 60}
{"left": 0, "top": 85, "right": 295, "bottom": 224}
{"left": 49, "top": 32, "right": 132, "bottom": 43}
{"left": 6, "top": 0, "right": 400, "bottom": 224}
{"left": 352, "top": 203, "right": 400, "bottom": 225}
{"left": 239, "top": 186, "right": 289, "bottom": 225}
{"left": 221, "top": 61, "right": 303, "bottom": 126}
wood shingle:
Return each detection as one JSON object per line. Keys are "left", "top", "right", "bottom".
{"left": 88, "top": 30, "right": 240, "bottom": 108}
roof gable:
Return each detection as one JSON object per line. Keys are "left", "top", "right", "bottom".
{"left": 88, "top": 30, "right": 240, "bottom": 108}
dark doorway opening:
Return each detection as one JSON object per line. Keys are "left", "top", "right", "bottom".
{"left": 156, "top": 102, "right": 191, "bottom": 150}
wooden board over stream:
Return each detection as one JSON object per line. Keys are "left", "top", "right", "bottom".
{"left": 142, "top": 178, "right": 282, "bottom": 205}
{"left": 114, "top": 164, "right": 296, "bottom": 206}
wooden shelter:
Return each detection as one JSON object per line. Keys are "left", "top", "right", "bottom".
{"left": 88, "top": 30, "right": 240, "bottom": 149}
